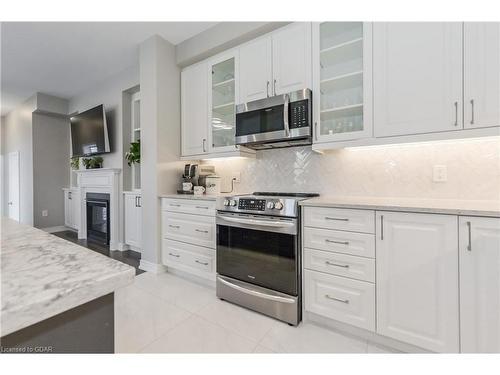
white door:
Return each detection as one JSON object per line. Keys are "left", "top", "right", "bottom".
{"left": 376, "top": 211, "right": 459, "bottom": 352}
{"left": 459, "top": 216, "right": 500, "bottom": 353}
{"left": 239, "top": 36, "right": 273, "bottom": 103}
{"left": 464, "top": 22, "right": 500, "bottom": 129}
{"left": 272, "top": 23, "right": 312, "bottom": 95}
{"left": 70, "top": 190, "right": 80, "bottom": 230}
{"left": 373, "top": 23, "right": 463, "bottom": 137}
{"left": 181, "top": 62, "right": 208, "bottom": 157}
{"left": 124, "top": 194, "right": 140, "bottom": 248}
{"left": 135, "top": 195, "right": 142, "bottom": 248}
{"left": 64, "top": 190, "right": 72, "bottom": 227}
{"left": 7, "top": 151, "right": 20, "bottom": 221}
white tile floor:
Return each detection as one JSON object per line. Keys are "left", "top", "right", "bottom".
{"left": 115, "top": 272, "right": 397, "bottom": 353}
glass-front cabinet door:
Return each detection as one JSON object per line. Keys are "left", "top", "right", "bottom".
{"left": 208, "top": 50, "right": 239, "bottom": 153}
{"left": 312, "top": 22, "right": 372, "bottom": 144}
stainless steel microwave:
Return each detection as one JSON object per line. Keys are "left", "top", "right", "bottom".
{"left": 235, "top": 89, "right": 312, "bottom": 150}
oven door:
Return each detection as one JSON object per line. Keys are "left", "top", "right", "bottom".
{"left": 216, "top": 212, "right": 299, "bottom": 296}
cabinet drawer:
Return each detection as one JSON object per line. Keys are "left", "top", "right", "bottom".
{"left": 162, "top": 198, "right": 216, "bottom": 217}
{"left": 303, "top": 227, "right": 375, "bottom": 258}
{"left": 162, "top": 211, "right": 216, "bottom": 249}
{"left": 162, "top": 239, "right": 215, "bottom": 279}
{"left": 304, "top": 249, "right": 375, "bottom": 282}
{"left": 304, "top": 270, "right": 375, "bottom": 331}
{"left": 304, "top": 207, "right": 375, "bottom": 234}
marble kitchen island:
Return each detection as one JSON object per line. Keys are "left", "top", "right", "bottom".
{"left": 1, "top": 218, "right": 135, "bottom": 353}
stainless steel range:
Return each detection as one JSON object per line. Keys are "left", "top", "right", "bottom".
{"left": 216, "top": 192, "right": 319, "bottom": 326}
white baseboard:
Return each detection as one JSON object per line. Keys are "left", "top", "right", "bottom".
{"left": 116, "top": 243, "right": 130, "bottom": 252}
{"left": 139, "top": 260, "right": 167, "bottom": 274}
{"left": 42, "top": 225, "right": 70, "bottom": 233}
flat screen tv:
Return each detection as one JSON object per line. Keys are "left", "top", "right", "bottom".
{"left": 70, "top": 104, "right": 110, "bottom": 157}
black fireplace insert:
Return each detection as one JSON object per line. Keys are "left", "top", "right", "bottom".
{"left": 86, "top": 192, "right": 110, "bottom": 245}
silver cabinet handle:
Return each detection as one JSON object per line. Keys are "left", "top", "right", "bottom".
{"left": 170, "top": 203, "right": 181, "bottom": 207}
{"left": 138, "top": 196, "right": 141, "bottom": 207}
{"left": 135, "top": 196, "right": 138, "bottom": 207}
{"left": 470, "top": 99, "right": 475, "bottom": 125}
{"left": 454, "top": 101, "right": 458, "bottom": 126}
{"left": 467, "top": 221, "right": 472, "bottom": 251}
{"left": 325, "top": 217, "right": 349, "bottom": 221}
{"left": 273, "top": 79, "right": 277, "bottom": 96}
{"left": 325, "top": 239, "right": 349, "bottom": 245}
{"left": 325, "top": 261, "right": 350, "bottom": 268}
{"left": 325, "top": 295, "right": 349, "bottom": 304}
{"left": 314, "top": 122, "right": 318, "bottom": 141}
{"left": 168, "top": 253, "right": 180, "bottom": 258}
{"left": 169, "top": 224, "right": 180, "bottom": 229}
{"left": 196, "top": 206, "right": 209, "bottom": 209}
{"left": 380, "top": 215, "right": 384, "bottom": 240}
{"left": 266, "top": 81, "right": 270, "bottom": 97}
{"left": 195, "top": 260, "right": 209, "bottom": 266}
{"left": 202, "top": 138, "right": 207, "bottom": 153}
{"left": 195, "top": 229, "right": 208, "bottom": 233}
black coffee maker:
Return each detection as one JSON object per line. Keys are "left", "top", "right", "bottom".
{"left": 177, "top": 164, "right": 199, "bottom": 194}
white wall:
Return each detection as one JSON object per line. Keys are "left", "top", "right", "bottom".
{"left": 206, "top": 137, "right": 500, "bottom": 201}
{"left": 1, "top": 94, "right": 36, "bottom": 224}
{"left": 140, "top": 35, "right": 182, "bottom": 270}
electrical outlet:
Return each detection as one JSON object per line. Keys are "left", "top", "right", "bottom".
{"left": 42, "top": 210, "right": 48, "bottom": 217}
{"left": 433, "top": 165, "right": 448, "bottom": 183}
{"left": 231, "top": 172, "right": 241, "bottom": 183}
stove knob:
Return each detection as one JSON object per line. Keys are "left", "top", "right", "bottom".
{"left": 274, "top": 201, "right": 284, "bottom": 210}
{"left": 223, "top": 199, "right": 230, "bottom": 206}
{"left": 229, "top": 199, "right": 237, "bottom": 207}
{"left": 266, "top": 201, "right": 275, "bottom": 209}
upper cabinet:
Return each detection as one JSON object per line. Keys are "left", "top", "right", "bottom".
{"left": 239, "top": 23, "right": 312, "bottom": 104}
{"left": 181, "top": 62, "right": 208, "bottom": 157}
{"left": 208, "top": 50, "right": 239, "bottom": 153}
{"left": 373, "top": 23, "right": 463, "bottom": 137}
{"left": 312, "top": 22, "right": 373, "bottom": 143}
{"left": 464, "top": 22, "right": 500, "bottom": 129}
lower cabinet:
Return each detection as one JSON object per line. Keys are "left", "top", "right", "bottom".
{"left": 64, "top": 188, "right": 80, "bottom": 230}
{"left": 376, "top": 211, "right": 459, "bottom": 352}
{"left": 459, "top": 216, "right": 500, "bottom": 353}
{"left": 124, "top": 193, "right": 142, "bottom": 249}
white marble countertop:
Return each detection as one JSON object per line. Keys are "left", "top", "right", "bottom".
{"left": 1, "top": 218, "right": 135, "bottom": 336}
{"left": 299, "top": 196, "right": 500, "bottom": 217}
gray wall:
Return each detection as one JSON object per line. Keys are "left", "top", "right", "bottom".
{"left": 32, "top": 112, "right": 70, "bottom": 228}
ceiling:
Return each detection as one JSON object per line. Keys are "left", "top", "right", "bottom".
{"left": 1, "top": 22, "right": 218, "bottom": 115}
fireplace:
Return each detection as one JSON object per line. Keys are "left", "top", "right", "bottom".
{"left": 86, "top": 192, "right": 110, "bottom": 245}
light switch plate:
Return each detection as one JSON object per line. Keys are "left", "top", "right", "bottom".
{"left": 433, "top": 165, "right": 447, "bottom": 182}
{"left": 231, "top": 172, "right": 241, "bottom": 183}
{"left": 42, "top": 210, "right": 48, "bottom": 217}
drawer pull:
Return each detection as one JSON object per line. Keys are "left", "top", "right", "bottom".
{"left": 195, "top": 260, "right": 209, "bottom": 266}
{"left": 195, "top": 229, "right": 209, "bottom": 233}
{"left": 325, "top": 295, "right": 349, "bottom": 304}
{"left": 325, "top": 261, "right": 350, "bottom": 268}
{"left": 168, "top": 253, "right": 180, "bottom": 258}
{"left": 169, "top": 225, "right": 180, "bottom": 229}
{"left": 324, "top": 217, "right": 349, "bottom": 222}
{"left": 325, "top": 239, "right": 349, "bottom": 246}
{"left": 196, "top": 206, "right": 209, "bottom": 209}
{"left": 169, "top": 203, "right": 181, "bottom": 207}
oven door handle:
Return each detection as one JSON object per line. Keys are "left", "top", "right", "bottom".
{"left": 218, "top": 215, "right": 295, "bottom": 228}
{"left": 217, "top": 276, "right": 296, "bottom": 304}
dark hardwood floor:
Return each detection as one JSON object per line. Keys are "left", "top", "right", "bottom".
{"left": 53, "top": 230, "right": 145, "bottom": 275}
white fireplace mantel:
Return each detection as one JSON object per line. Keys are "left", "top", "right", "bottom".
{"left": 76, "top": 168, "right": 121, "bottom": 250}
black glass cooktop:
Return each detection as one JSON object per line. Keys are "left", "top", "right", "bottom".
{"left": 252, "top": 192, "right": 320, "bottom": 198}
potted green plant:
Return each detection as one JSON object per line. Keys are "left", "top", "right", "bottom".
{"left": 70, "top": 156, "right": 79, "bottom": 170}
{"left": 82, "top": 156, "right": 104, "bottom": 169}
{"left": 125, "top": 139, "right": 140, "bottom": 166}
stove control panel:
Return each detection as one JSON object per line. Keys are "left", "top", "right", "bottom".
{"left": 238, "top": 198, "right": 266, "bottom": 211}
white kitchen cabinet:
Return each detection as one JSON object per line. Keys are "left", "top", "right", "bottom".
{"left": 313, "top": 22, "right": 373, "bottom": 143}
{"left": 124, "top": 193, "right": 142, "bottom": 249}
{"left": 373, "top": 23, "right": 463, "bottom": 137}
{"left": 64, "top": 188, "right": 79, "bottom": 231}
{"left": 376, "top": 211, "right": 459, "bottom": 352}
{"left": 239, "top": 36, "right": 273, "bottom": 103}
{"left": 464, "top": 23, "right": 500, "bottom": 129}
{"left": 239, "top": 23, "right": 312, "bottom": 104}
{"left": 272, "top": 22, "right": 312, "bottom": 95}
{"left": 459, "top": 216, "right": 500, "bottom": 353}
{"left": 181, "top": 62, "right": 208, "bottom": 157}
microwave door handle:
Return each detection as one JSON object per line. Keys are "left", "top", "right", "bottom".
{"left": 283, "top": 94, "right": 290, "bottom": 137}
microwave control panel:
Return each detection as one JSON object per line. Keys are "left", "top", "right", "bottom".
{"left": 290, "top": 100, "right": 309, "bottom": 128}
{"left": 238, "top": 199, "right": 266, "bottom": 211}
